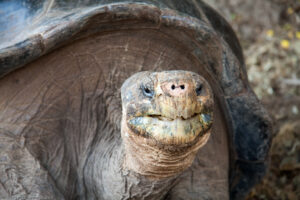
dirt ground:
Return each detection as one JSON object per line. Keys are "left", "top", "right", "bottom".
{"left": 207, "top": 0, "right": 300, "bottom": 199}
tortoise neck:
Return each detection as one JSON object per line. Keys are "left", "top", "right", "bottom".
{"left": 83, "top": 135, "right": 179, "bottom": 200}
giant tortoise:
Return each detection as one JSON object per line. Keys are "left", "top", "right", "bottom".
{"left": 0, "top": 0, "right": 272, "bottom": 199}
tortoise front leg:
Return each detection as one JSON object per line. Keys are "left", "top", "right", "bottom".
{"left": 0, "top": 134, "right": 64, "bottom": 200}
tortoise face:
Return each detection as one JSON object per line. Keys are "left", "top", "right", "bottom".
{"left": 121, "top": 71, "right": 214, "bottom": 146}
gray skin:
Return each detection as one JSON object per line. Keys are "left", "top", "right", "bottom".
{"left": 0, "top": 0, "right": 272, "bottom": 200}
{"left": 0, "top": 70, "right": 227, "bottom": 200}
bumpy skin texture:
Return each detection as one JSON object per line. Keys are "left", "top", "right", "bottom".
{"left": 121, "top": 71, "right": 214, "bottom": 178}
{"left": 0, "top": 0, "right": 272, "bottom": 200}
{"left": 122, "top": 71, "right": 213, "bottom": 145}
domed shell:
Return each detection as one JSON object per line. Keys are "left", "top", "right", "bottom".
{"left": 0, "top": 0, "right": 272, "bottom": 199}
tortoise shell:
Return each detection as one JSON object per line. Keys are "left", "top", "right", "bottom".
{"left": 0, "top": 0, "right": 272, "bottom": 199}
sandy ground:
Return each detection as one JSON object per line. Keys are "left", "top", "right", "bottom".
{"left": 206, "top": 0, "right": 300, "bottom": 199}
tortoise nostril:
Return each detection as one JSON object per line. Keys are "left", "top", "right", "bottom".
{"left": 171, "top": 84, "right": 175, "bottom": 90}
{"left": 180, "top": 85, "right": 185, "bottom": 90}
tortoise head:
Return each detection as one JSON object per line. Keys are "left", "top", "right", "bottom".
{"left": 121, "top": 70, "right": 214, "bottom": 178}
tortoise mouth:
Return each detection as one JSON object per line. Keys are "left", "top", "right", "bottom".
{"left": 127, "top": 112, "right": 213, "bottom": 144}
{"left": 146, "top": 113, "right": 200, "bottom": 121}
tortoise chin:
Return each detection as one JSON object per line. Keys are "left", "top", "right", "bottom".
{"left": 127, "top": 112, "right": 213, "bottom": 145}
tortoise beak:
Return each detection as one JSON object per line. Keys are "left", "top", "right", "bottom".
{"left": 128, "top": 112, "right": 213, "bottom": 144}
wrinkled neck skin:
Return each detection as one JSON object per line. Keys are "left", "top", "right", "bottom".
{"left": 82, "top": 119, "right": 209, "bottom": 199}
{"left": 83, "top": 117, "right": 209, "bottom": 200}
{"left": 121, "top": 117, "right": 210, "bottom": 179}
{"left": 83, "top": 129, "right": 180, "bottom": 200}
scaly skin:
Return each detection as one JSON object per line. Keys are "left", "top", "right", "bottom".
{"left": 121, "top": 71, "right": 214, "bottom": 178}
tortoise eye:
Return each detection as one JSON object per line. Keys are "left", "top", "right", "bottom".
{"left": 141, "top": 85, "right": 154, "bottom": 98}
{"left": 196, "top": 84, "right": 203, "bottom": 96}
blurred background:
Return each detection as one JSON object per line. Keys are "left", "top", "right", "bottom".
{"left": 207, "top": 0, "right": 300, "bottom": 199}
